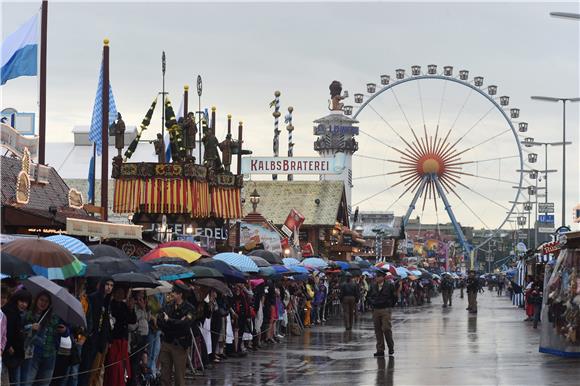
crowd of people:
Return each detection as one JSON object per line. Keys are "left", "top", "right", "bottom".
{"left": 1, "top": 262, "right": 476, "bottom": 386}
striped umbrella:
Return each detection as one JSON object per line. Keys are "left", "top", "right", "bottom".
{"left": 282, "top": 257, "right": 301, "bottom": 267}
{"left": 45, "top": 235, "right": 93, "bottom": 255}
{"left": 141, "top": 247, "right": 202, "bottom": 264}
{"left": 159, "top": 240, "right": 210, "bottom": 256}
{"left": 249, "top": 256, "right": 271, "bottom": 267}
{"left": 3, "top": 239, "right": 85, "bottom": 280}
{"left": 214, "top": 253, "right": 259, "bottom": 273}
{"left": 301, "top": 257, "right": 328, "bottom": 269}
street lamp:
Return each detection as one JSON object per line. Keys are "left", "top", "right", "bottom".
{"left": 530, "top": 96, "right": 580, "bottom": 226}
{"left": 249, "top": 189, "right": 261, "bottom": 213}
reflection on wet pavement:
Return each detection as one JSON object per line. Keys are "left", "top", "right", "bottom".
{"left": 194, "top": 292, "right": 580, "bottom": 385}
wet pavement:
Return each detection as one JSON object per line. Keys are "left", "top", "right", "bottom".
{"left": 192, "top": 292, "right": 580, "bottom": 385}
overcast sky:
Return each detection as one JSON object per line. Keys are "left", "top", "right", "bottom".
{"left": 2, "top": 1, "right": 579, "bottom": 232}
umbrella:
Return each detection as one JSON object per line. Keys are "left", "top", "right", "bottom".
{"left": 410, "top": 270, "right": 423, "bottom": 277}
{"left": 271, "top": 265, "right": 291, "bottom": 274}
{"left": 23, "top": 276, "right": 86, "bottom": 328}
{"left": 194, "top": 278, "right": 233, "bottom": 297}
{"left": 3, "top": 239, "right": 86, "bottom": 280}
{"left": 258, "top": 266, "right": 279, "bottom": 278}
{"left": 214, "top": 253, "right": 259, "bottom": 273}
{"left": 376, "top": 263, "right": 398, "bottom": 276}
{"left": 288, "top": 265, "right": 309, "bottom": 274}
{"left": 189, "top": 266, "right": 224, "bottom": 279}
{"left": 418, "top": 269, "right": 433, "bottom": 279}
{"left": 301, "top": 257, "right": 328, "bottom": 269}
{"left": 45, "top": 235, "right": 93, "bottom": 255}
{"left": 134, "top": 280, "right": 173, "bottom": 296}
{"left": 152, "top": 264, "right": 195, "bottom": 281}
{"left": 141, "top": 247, "right": 202, "bottom": 264}
{"left": 89, "top": 244, "right": 129, "bottom": 259}
{"left": 282, "top": 257, "right": 301, "bottom": 267}
{"left": 249, "top": 256, "right": 271, "bottom": 267}
{"left": 159, "top": 240, "right": 210, "bottom": 256}
{"left": 195, "top": 260, "right": 246, "bottom": 283}
{"left": 248, "top": 250, "right": 283, "bottom": 265}
{"left": 356, "top": 260, "right": 371, "bottom": 268}
{"left": 333, "top": 261, "right": 350, "bottom": 270}
{"left": 112, "top": 272, "right": 159, "bottom": 288}
{"left": 145, "top": 257, "right": 189, "bottom": 266}
{"left": 347, "top": 262, "right": 361, "bottom": 270}
{"left": 83, "top": 256, "right": 146, "bottom": 277}
{"left": 0, "top": 251, "right": 35, "bottom": 278}
{"left": 395, "top": 267, "right": 408, "bottom": 279}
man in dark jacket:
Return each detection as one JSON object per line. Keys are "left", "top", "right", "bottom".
{"left": 466, "top": 270, "right": 479, "bottom": 313}
{"left": 79, "top": 277, "right": 114, "bottom": 386}
{"left": 339, "top": 273, "right": 359, "bottom": 330}
{"left": 158, "top": 281, "right": 195, "bottom": 386}
{"left": 367, "top": 271, "right": 397, "bottom": 357}
{"left": 440, "top": 274, "right": 454, "bottom": 307}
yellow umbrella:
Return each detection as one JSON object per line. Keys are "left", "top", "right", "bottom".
{"left": 141, "top": 247, "right": 202, "bottom": 264}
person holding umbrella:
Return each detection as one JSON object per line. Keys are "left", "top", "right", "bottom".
{"left": 104, "top": 285, "right": 136, "bottom": 386}
{"left": 158, "top": 281, "right": 195, "bottom": 386}
{"left": 2, "top": 289, "right": 32, "bottom": 385}
{"left": 21, "top": 291, "right": 69, "bottom": 386}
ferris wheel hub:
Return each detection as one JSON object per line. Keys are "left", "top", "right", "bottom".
{"left": 419, "top": 156, "right": 443, "bottom": 175}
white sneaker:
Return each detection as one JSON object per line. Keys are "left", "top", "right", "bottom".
{"left": 276, "top": 334, "right": 284, "bottom": 338}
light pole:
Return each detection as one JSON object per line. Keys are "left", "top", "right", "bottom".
{"left": 530, "top": 96, "right": 580, "bottom": 226}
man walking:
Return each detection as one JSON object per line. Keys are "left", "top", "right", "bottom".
{"left": 368, "top": 270, "right": 397, "bottom": 357}
{"left": 466, "top": 270, "right": 479, "bottom": 314}
{"left": 440, "top": 274, "right": 454, "bottom": 307}
{"left": 158, "top": 281, "right": 195, "bottom": 386}
{"left": 340, "top": 273, "right": 359, "bottom": 330}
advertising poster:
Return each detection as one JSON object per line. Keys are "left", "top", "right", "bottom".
{"left": 239, "top": 223, "right": 282, "bottom": 255}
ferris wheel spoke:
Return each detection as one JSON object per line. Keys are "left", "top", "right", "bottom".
{"left": 453, "top": 171, "right": 518, "bottom": 185}
{"left": 364, "top": 106, "right": 424, "bottom": 159}
{"left": 353, "top": 184, "right": 396, "bottom": 206}
{"left": 450, "top": 189, "right": 492, "bottom": 229}
{"left": 454, "top": 128, "right": 512, "bottom": 158}
{"left": 436, "top": 80, "right": 448, "bottom": 128}
{"left": 448, "top": 88, "right": 474, "bottom": 134}
{"left": 390, "top": 87, "right": 426, "bottom": 153}
{"left": 386, "top": 176, "right": 423, "bottom": 211}
{"left": 445, "top": 174, "right": 509, "bottom": 210}
{"left": 353, "top": 154, "right": 389, "bottom": 162}
{"left": 417, "top": 80, "right": 426, "bottom": 128}
{"left": 451, "top": 105, "right": 496, "bottom": 149}
{"left": 353, "top": 172, "right": 390, "bottom": 181}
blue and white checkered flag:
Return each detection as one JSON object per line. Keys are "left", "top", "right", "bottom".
{"left": 88, "top": 59, "right": 117, "bottom": 155}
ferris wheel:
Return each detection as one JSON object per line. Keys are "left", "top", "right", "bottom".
{"left": 344, "top": 65, "right": 537, "bottom": 257}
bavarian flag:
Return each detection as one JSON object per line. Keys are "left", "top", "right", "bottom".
{"left": 1, "top": 13, "right": 38, "bottom": 85}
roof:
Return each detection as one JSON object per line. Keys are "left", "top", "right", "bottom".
{"left": 1, "top": 155, "right": 90, "bottom": 224}
{"left": 242, "top": 180, "right": 348, "bottom": 227}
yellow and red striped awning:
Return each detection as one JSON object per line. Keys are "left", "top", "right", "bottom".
{"left": 113, "top": 178, "right": 241, "bottom": 219}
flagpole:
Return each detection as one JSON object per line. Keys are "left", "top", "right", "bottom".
{"left": 161, "top": 51, "right": 166, "bottom": 155}
{"left": 91, "top": 143, "right": 96, "bottom": 205}
{"left": 38, "top": 0, "right": 48, "bottom": 165}
{"left": 101, "top": 39, "right": 110, "bottom": 221}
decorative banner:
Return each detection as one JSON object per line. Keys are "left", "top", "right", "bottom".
{"left": 239, "top": 222, "right": 282, "bottom": 254}
{"left": 313, "top": 123, "right": 359, "bottom": 136}
{"left": 0, "top": 123, "right": 38, "bottom": 158}
{"left": 281, "top": 209, "right": 305, "bottom": 238}
{"left": 66, "top": 218, "right": 143, "bottom": 240}
{"left": 241, "top": 157, "right": 339, "bottom": 175}
{"left": 541, "top": 240, "right": 560, "bottom": 255}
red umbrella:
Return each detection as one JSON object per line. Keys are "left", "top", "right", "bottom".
{"left": 159, "top": 240, "right": 210, "bottom": 256}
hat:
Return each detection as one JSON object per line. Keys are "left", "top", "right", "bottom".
{"left": 172, "top": 280, "right": 190, "bottom": 294}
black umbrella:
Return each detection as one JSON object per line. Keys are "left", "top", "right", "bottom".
{"left": 151, "top": 264, "right": 194, "bottom": 281}
{"left": 23, "top": 276, "right": 86, "bottom": 328}
{"left": 195, "top": 259, "right": 245, "bottom": 282}
{"left": 194, "top": 278, "right": 233, "bottom": 297}
{"left": 84, "top": 256, "right": 150, "bottom": 277}
{"left": 249, "top": 256, "right": 271, "bottom": 267}
{"left": 146, "top": 257, "right": 190, "bottom": 267}
{"left": 112, "top": 272, "right": 159, "bottom": 288}
{"left": 189, "top": 266, "right": 224, "bottom": 279}
{"left": 248, "top": 249, "right": 283, "bottom": 265}
{"left": 0, "top": 251, "right": 35, "bottom": 278}
{"left": 418, "top": 268, "right": 433, "bottom": 279}
{"left": 89, "top": 244, "right": 129, "bottom": 259}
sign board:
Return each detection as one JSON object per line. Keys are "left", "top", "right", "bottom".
{"left": 0, "top": 112, "right": 35, "bottom": 135}
{"left": 66, "top": 218, "right": 142, "bottom": 239}
{"left": 241, "top": 157, "right": 339, "bottom": 175}
{"left": 1, "top": 123, "right": 38, "bottom": 158}
{"left": 538, "top": 202, "right": 555, "bottom": 213}
{"left": 573, "top": 204, "right": 580, "bottom": 224}
{"left": 516, "top": 242, "right": 527, "bottom": 253}
{"left": 313, "top": 123, "right": 359, "bottom": 136}
{"left": 539, "top": 227, "right": 555, "bottom": 233}
{"left": 542, "top": 241, "right": 560, "bottom": 255}
{"left": 538, "top": 215, "right": 554, "bottom": 223}
{"left": 239, "top": 223, "right": 282, "bottom": 254}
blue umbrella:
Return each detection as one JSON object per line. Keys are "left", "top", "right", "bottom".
{"left": 196, "top": 259, "right": 246, "bottom": 283}
{"left": 45, "top": 235, "right": 93, "bottom": 255}
{"left": 411, "top": 270, "right": 423, "bottom": 277}
{"left": 395, "top": 267, "right": 409, "bottom": 278}
{"left": 272, "top": 265, "right": 291, "bottom": 274}
{"left": 288, "top": 265, "right": 309, "bottom": 274}
{"left": 283, "top": 257, "right": 301, "bottom": 266}
{"left": 334, "top": 261, "right": 350, "bottom": 270}
{"left": 302, "top": 257, "right": 328, "bottom": 269}
{"left": 214, "top": 252, "right": 259, "bottom": 273}
{"left": 152, "top": 264, "right": 194, "bottom": 281}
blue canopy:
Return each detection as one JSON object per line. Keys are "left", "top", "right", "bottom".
{"left": 214, "top": 253, "right": 259, "bottom": 273}
{"left": 45, "top": 235, "right": 93, "bottom": 255}
{"left": 283, "top": 257, "right": 301, "bottom": 266}
{"left": 302, "top": 257, "right": 328, "bottom": 269}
